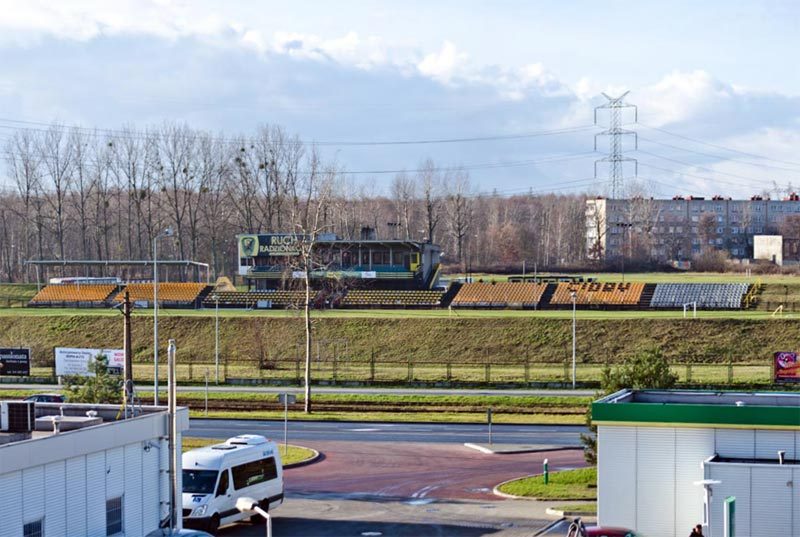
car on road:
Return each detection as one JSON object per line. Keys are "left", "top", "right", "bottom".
{"left": 24, "top": 393, "right": 65, "bottom": 403}
{"left": 567, "top": 519, "right": 642, "bottom": 537}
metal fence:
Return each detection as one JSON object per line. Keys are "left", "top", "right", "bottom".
{"left": 21, "top": 356, "right": 774, "bottom": 386}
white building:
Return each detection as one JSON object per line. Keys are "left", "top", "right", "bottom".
{"left": 0, "top": 401, "right": 189, "bottom": 537}
{"left": 593, "top": 390, "right": 800, "bottom": 537}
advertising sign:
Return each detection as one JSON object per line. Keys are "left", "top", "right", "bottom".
{"left": 55, "top": 347, "right": 125, "bottom": 377}
{"left": 774, "top": 352, "right": 800, "bottom": 383}
{"left": 0, "top": 348, "right": 30, "bottom": 376}
{"left": 239, "top": 234, "right": 303, "bottom": 258}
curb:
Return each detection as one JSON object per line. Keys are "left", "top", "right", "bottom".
{"left": 492, "top": 473, "right": 594, "bottom": 503}
{"left": 545, "top": 507, "right": 596, "bottom": 517}
{"left": 464, "top": 442, "right": 582, "bottom": 455}
{"left": 283, "top": 447, "right": 321, "bottom": 469}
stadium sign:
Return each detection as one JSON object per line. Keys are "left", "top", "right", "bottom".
{"left": 774, "top": 352, "right": 800, "bottom": 383}
{"left": 55, "top": 347, "right": 125, "bottom": 377}
{"left": 239, "top": 234, "right": 304, "bottom": 257}
{"left": 0, "top": 348, "right": 30, "bottom": 376}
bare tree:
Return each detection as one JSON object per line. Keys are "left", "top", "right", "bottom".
{"left": 39, "top": 125, "right": 74, "bottom": 262}
{"left": 288, "top": 148, "right": 336, "bottom": 413}
{"left": 390, "top": 172, "right": 415, "bottom": 239}
{"left": 443, "top": 170, "right": 473, "bottom": 270}
{"left": 417, "top": 159, "right": 441, "bottom": 243}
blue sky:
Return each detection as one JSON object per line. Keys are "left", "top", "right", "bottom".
{"left": 0, "top": 0, "right": 799, "bottom": 197}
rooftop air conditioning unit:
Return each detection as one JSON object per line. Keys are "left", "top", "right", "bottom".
{"left": 0, "top": 401, "right": 36, "bottom": 432}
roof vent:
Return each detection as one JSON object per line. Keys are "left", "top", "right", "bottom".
{"left": 226, "top": 434, "right": 267, "bottom": 446}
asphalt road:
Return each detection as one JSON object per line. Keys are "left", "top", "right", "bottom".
{"left": 188, "top": 419, "right": 586, "bottom": 445}
{"left": 4, "top": 383, "right": 594, "bottom": 397}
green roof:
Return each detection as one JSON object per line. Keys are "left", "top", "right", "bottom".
{"left": 592, "top": 389, "right": 800, "bottom": 430}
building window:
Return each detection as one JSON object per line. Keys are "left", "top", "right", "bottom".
{"left": 675, "top": 226, "right": 682, "bottom": 233}
{"left": 23, "top": 520, "right": 43, "bottom": 537}
{"left": 106, "top": 496, "right": 123, "bottom": 536}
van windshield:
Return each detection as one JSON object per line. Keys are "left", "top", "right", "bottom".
{"left": 182, "top": 470, "right": 218, "bottom": 494}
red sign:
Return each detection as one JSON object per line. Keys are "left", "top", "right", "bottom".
{"left": 774, "top": 352, "right": 800, "bottom": 382}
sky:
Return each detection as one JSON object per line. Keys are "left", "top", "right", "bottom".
{"left": 0, "top": 0, "right": 799, "bottom": 197}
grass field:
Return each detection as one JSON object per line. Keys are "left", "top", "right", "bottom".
{"left": 182, "top": 437, "right": 315, "bottom": 465}
{"left": 498, "top": 467, "right": 597, "bottom": 500}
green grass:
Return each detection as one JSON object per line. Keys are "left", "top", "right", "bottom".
{"left": 550, "top": 503, "right": 597, "bottom": 514}
{"left": 498, "top": 467, "right": 596, "bottom": 500}
{"left": 182, "top": 437, "right": 315, "bottom": 466}
{"left": 190, "top": 409, "right": 583, "bottom": 424}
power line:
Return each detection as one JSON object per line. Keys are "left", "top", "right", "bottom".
{"left": 639, "top": 136, "right": 800, "bottom": 174}
{"left": 0, "top": 148, "right": 596, "bottom": 176}
{"left": 638, "top": 123, "right": 800, "bottom": 168}
{"left": 0, "top": 117, "right": 596, "bottom": 147}
{"left": 635, "top": 149, "right": 771, "bottom": 187}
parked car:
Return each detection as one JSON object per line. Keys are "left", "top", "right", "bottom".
{"left": 146, "top": 529, "right": 214, "bottom": 537}
{"left": 567, "top": 518, "right": 642, "bottom": 537}
{"left": 24, "top": 393, "right": 65, "bottom": 403}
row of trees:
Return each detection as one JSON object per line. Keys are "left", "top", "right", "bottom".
{"left": 0, "top": 123, "right": 592, "bottom": 283}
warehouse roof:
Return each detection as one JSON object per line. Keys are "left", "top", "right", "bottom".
{"left": 593, "top": 389, "right": 800, "bottom": 430}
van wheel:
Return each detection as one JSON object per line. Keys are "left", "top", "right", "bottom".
{"left": 207, "top": 514, "right": 220, "bottom": 534}
{"left": 249, "top": 500, "right": 268, "bottom": 523}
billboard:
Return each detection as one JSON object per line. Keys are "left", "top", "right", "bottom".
{"left": 774, "top": 352, "right": 800, "bottom": 383}
{"left": 0, "top": 348, "right": 30, "bottom": 376}
{"left": 55, "top": 347, "right": 125, "bottom": 377}
{"left": 238, "top": 234, "right": 304, "bottom": 258}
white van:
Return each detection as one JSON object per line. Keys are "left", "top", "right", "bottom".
{"left": 182, "top": 434, "right": 284, "bottom": 533}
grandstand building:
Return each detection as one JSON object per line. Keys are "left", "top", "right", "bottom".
{"left": 587, "top": 195, "right": 800, "bottom": 262}
{"left": 236, "top": 233, "right": 442, "bottom": 291}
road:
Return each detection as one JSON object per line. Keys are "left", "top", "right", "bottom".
{"left": 188, "top": 419, "right": 586, "bottom": 445}
{"left": 3, "top": 383, "right": 594, "bottom": 397}
{"left": 187, "top": 420, "right": 588, "bottom": 536}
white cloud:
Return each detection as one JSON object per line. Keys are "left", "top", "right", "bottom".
{"left": 416, "top": 41, "right": 467, "bottom": 83}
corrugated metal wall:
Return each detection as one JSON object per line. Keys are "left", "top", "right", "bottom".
{"left": 0, "top": 438, "right": 165, "bottom": 537}
{"left": 707, "top": 464, "right": 799, "bottom": 537}
{"left": 598, "top": 426, "right": 798, "bottom": 537}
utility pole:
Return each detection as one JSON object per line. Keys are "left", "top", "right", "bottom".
{"left": 594, "top": 92, "right": 638, "bottom": 199}
{"left": 122, "top": 290, "right": 134, "bottom": 413}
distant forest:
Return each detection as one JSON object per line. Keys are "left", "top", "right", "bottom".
{"left": 0, "top": 123, "right": 590, "bottom": 283}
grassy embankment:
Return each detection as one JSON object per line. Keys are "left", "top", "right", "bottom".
{"left": 1, "top": 313, "right": 797, "bottom": 386}
{"left": 182, "top": 437, "right": 315, "bottom": 466}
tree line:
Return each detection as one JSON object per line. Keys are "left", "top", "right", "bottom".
{"left": 0, "top": 122, "right": 591, "bottom": 283}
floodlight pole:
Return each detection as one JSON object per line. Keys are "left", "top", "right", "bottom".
{"left": 213, "top": 294, "right": 220, "bottom": 384}
{"left": 153, "top": 227, "right": 173, "bottom": 406}
{"left": 571, "top": 290, "right": 577, "bottom": 389}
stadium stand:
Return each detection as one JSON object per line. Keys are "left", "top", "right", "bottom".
{"left": 550, "top": 282, "right": 645, "bottom": 306}
{"left": 29, "top": 284, "right": 117, "bottom": 306}
{"left": 650, "top": 283, "right": 750, "bottom": 309}
{"left": 115, "top": 283, "right": 209, "bottom": 305}
{"left": 450, "top": 282, "right": 547, "bottom": 308}
{"left": 341, "top": 289, "right": 444, "bottom": 307}
{"left": 202, "top": 290, "right": 311, "bottom": 308}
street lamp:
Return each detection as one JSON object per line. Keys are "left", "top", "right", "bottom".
{"left": 153, "top": 226, "right": 174, "bottom": 406}
{"left": 571, "top": 290, "right": 577, "bottom": 389}
{"left": 235, "top": 497, "right": 272, "bottom": 537}
{"left": 212, "top": 293, "right": 220, "bottom": 384}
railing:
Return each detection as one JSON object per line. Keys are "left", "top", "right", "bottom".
{"left": 742, "top": 278, "right": 763, "bottom": 309}
{"left": 15, "top": 357, "right": 776, "bottom": 387}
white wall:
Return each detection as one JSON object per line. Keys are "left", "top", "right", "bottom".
{"left": 598, "top": 425, "right": 798, "bottom": 537}
{"left": 0, "top": 437, "right": 168, "bottom": 537}
{"left": 706, "top": 463, "right": 799, "bottom": 537}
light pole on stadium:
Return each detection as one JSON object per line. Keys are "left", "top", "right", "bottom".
{"left": 212, "top": 293, "right": 220, "bottom": 384}
{"left": 153, "top": 226, "right": 174, "bottom": 405}
{"left": 571, "top": 290, "right": 577, "bottom": 389}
